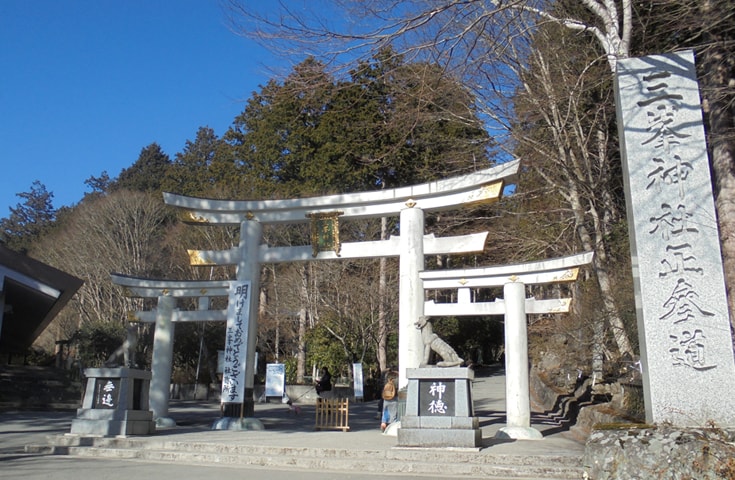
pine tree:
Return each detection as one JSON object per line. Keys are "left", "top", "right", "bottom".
{"left": 113, "top": 143, "right": 172, "bottom": 193}
{"left": 0, "top": 181, "right": 56, "bottom": 252}
{"left": 162, "top": 127, "right": 236, "bottom": 197}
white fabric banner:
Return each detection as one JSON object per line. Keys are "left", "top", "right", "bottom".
{"left": 221, "top": 281, "right": 251, "bottom": 403}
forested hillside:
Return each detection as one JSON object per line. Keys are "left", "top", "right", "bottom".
{"left": 1, "top": 49, "right": 504, "bottom": 386}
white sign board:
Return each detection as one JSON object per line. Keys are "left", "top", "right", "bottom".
{"left": 265, "top": 363, "right": 286, "bottom": 398}
{"left": 353, "top": 363, "right": 364, "bottom": 400}
{"left": 221, "top": 281, "right": 251, "bottom": 403}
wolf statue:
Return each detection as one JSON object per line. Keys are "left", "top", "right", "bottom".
{"left": 415, "top": 315, "right": 464, "bottom": 367}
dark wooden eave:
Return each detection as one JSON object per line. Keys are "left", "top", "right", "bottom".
{"left": 0, "top": 243, "right": 83, "bottom": 353}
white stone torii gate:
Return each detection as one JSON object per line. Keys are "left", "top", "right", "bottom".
{"left": 110, "top": 275, "right": 230, "bottom": 425}
{"left": 163, "top": 160, "right": 519, "bottom": 414}
{"left": 109, "top": 235, "right": 488, "bottom": 424}
{"left": 419, "top": 251, "right": 594, "bottom": 440}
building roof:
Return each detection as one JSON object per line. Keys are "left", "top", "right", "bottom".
{"left": 0, "top": 243, "right": 83, "bottom": 354}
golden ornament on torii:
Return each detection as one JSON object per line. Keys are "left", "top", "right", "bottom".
{"left": 307, "top": 211, "right": 343, "bottom": 257}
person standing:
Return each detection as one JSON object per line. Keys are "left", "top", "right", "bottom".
{"left": 380, "top": 367, "right": 398, "bottom": 432}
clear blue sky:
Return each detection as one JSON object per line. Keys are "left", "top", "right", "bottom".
{"left": 0, "top": 1, "right": 276, "bottom": 217}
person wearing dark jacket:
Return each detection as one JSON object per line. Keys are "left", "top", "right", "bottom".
{"left": 315, "top": 367, "right": 332, "bottom": 397}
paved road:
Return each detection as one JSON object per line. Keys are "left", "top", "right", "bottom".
{"left": 0, "top": 455, "right": 464, "bottom": 480}
{"left": 0, "top": 408, "right": 494, "bottom": 480}
{"left": 0, "top": 408, "right": 486, "bottom": 480}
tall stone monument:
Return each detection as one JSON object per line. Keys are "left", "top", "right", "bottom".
{"left": 615, "top": 49, "right": 735, "bottom": 426}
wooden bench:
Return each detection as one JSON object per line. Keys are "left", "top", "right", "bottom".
{"left": 314, "top": 397, "right": 350, "bottom": 432}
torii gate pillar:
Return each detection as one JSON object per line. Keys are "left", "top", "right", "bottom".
{"left": 235, "top": 219, "right": 263, "bottom": 417}
{"left": 399, "top": 206, "right": 425, "bottom": 388}
{"left": 150, "top": 295, "right": 175, "bottom": 426}
{"left": 498, "top": 281, "right": 542, "bottom": 440}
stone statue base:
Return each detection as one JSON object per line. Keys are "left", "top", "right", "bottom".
{"left": 71, "top": 368, "right": 155, "bottom": 436}
{"left": 496, "top": 425, "right": 543, "bottom": 440}
{"left": 397, "top": 367, "right": 480, "bottom": 449}
{"left": 212, "top": 417, "right": 265, "bottom": 430}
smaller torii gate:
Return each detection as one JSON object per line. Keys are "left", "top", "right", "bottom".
{"left": 110, "top": 274, "right": 229, "bottom": 426}
{"left": 419, "top": 251, "right": 593, "bottom": 439}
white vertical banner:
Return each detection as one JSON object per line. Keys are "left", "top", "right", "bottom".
{"left": 221, "top": 281, "right": 251, "bottom": 404}
{"left": 353, "top": 363, "right": 364, "bottom": 400}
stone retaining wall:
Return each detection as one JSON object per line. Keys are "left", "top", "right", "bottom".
{"left": 583, "top": 425, "right": 735, "bottom": 479}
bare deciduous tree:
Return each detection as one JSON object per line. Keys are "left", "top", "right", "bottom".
{"left": 225, "top": 0, "right": 637, "bottom": 361}
{"left": 33, "top": 191, "right": 171, "bottom": 337}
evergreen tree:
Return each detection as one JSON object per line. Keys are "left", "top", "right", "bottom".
{"left": 227, "top": 50, "right": 493, "bottom": 199}
{"left": 0, "top": 180, "right": 56, "bottom": 252}
{"left": 226, "top": 57, "right": 348, "bottom": 198}
{"left": 83, "top": 171, "right": 112, "bottom": 199}
{"left": 334, "top": 48, "right": 493, "bottom": 190}
{"left": 113, "top": 143, "right": 172, "bottom": 193}
{"left": 162, "top": 127, "right": 239, "bottom": 198}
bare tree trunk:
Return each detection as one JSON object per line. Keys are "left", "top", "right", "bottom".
{"left": 699, "top": 0, "right": 735, "bottom": 340}
{"left": 377, "top": 217, "right": 388, "bottom": 373}
{"left": 520, "top": 44, "right": 635, "bottom": 362}
{"left": 711, "top": 109, "right": 735, "bottom": 341}
{"left": 569, "top": 185, "right": 634, "bottom": 359}
{"left": 200, "top": 340, "right": 219, "bottom": 390}
{"left": 297, "top": 264, "right": 308, "bottom": 383}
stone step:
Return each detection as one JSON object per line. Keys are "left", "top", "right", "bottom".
{"left": 29, "top": 436, "right": 585, "bottom": 479}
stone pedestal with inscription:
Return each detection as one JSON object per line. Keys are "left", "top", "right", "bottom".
{"left": 70, "top": 368, "right": 155, "bottom": 436}
{"left": 397, "top": 367, "right": 480, "bottom": 449}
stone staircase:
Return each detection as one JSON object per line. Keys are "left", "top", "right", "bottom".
{"left": 14, "top": 365, "right": 588, "bottom": 479}
{"left": 0, "top": 365, "right": 82, "bottom": 410}
{"left": 28, "top": 435, "right": 585, "bottom": 479}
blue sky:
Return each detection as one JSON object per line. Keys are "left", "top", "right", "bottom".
{"left": 1, "top": 1, "right": 277, "bottom": 217}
